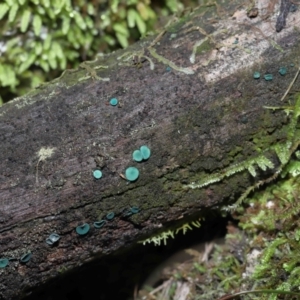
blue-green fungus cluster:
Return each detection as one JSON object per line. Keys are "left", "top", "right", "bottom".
{"left": 20, "top": 252, "right": 32, "bottom": 264}
{"left": 132, "top": 145, "right": 151, "bottom": 162}
{"left": 46, "top": 233, "right": 61, "bottom": 246}
{"left": 233, "top": 38, "right": 239, "bottom": 44}
{"left": 93, "top": 169, "right": 102, "bottom": 179}
{"left": 264, "top": 74, "right": 273, "bottom": 81}
{"left": 109, "top": 97, "right": 118, "bottom": 106}
{"left": 166, "top": 66, "right": 172, "bottom": 72}
{"left": 125, "top": 145, "right": 151, "bottom": 181}
{"left": 0, "top": 258, "right": 9, "bottom": 269}
{"left": 94, "top": 220, "right": 107, "bottom": 229}
{"left": 253, "top": 71, "right": 260, "bottom": 79}
{"left": 254, "top": 68, "right": 289, "bottom": 81}
{"left": 279, "top": 67, "right": 287, "bottom": 76}
{"left": 125, "top": 166, "right": 139, "bottom": 181}
{"left": 123, "top": 206, "right": 140, "bottom": 217}
{"left": 76, "top": 223, "right": 90, "bottom": 235}
{"left": 106, "top": 212, "right": 115, "bottom": 220}
{"left": 0, "top": 253, "right": 33, "bottom": 268}
{"left": 132, "top": 150, "right": 143, "bottom": 162}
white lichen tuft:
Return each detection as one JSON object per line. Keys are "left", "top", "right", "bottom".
{"left": 36, "top": 146, "right": 57, "bottom": 184}
{"left": 37, "top": 147, "right": 56, "bottom": 161}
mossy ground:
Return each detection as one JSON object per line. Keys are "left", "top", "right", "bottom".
{"left": 136, "top": 169, "right": 300, "bottom": 300}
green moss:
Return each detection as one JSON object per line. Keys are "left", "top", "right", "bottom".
{"left": 1, "top": 0, "right": 198, "bottom": 103}
{"left": 195, "top": 39, "right": 212, "bottom": 54}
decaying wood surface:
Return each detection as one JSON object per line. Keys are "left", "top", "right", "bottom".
{"left": 0, "top": 0, "right": 300, "bottom": 298}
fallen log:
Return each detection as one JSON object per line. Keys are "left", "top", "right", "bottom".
{"left": 1, "top": 0, "right": 300, "bottom": 298}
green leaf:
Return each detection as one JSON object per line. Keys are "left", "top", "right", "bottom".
{"left": 30, "top": 0, "right": 39, "bottom": 5}
{"left": 20, "top": 9, "right": 31, "bottom": 32}
{"left": 45, "top": 7, "right": 54, "bottom": 19}
{"left": 111, "top": 0, "right": 119, "bottom": 13}
{"left": 34, "top": 41, "right": 43, "bottom": 55}
{"left": 18, "top": 0, "right": 26, "bottom": 5}
{"left": 134, "top": 13, "right": 146, "bottom": 35}
{"left": 5, "top": 0, "right": 14, "bottom": 6}
{"left": 36, "top": 5, "right": 45, "bottom": 14}
{"left": 33, "top": 14, "right": 42, "bottom": 36}
{"left": 43, "top": 35, "right": 51, "bottom": 50}
{"left": 52, "top": 41, "right": 64, "bottom": 59}
{"left": 48, "top": 51, "right": 57, "bottom": 69}
{"left": 58, "top": 55, "right": 66, "bottom": 70}
{"left": 115, "top": 32, "right": 128, "bottom": 48}
{"left": 74, "top": 11, "right": 86, "bottom": 30}
{"left": 61, "top": 16, "right": 70, "bottom": 35}
{"left": 137, "top": 2, "right": 149, "bottom": 20}
{"left": 85, "top": 16, "right": 93, "bottom": 29}
{"left": 87, "top": 3, "right": 94, "bottom": 15}
{"left": 0, "top": 64, "right": 17, "bottom": 87}
{"left": 112, "top": 22, "right": 129, "bottom": 36}
{"left": 41, "top": 0, "right": 50, "bottom": 8}
{"left": 0, "top": 3, "right": 9, "bottom": 20}
{"left": 127, "top": 9, "right": 136, "bottom": 28}
{"left": 52, "top": 0, "right": 63, "bottom": 15}
{"left": 39, "top": 60, "right": 49, "bottom": 72}
{"left": 18, "top": 53, "right": 36, "bottom": 73}
{"left": 6, "top": 36, "right": 20, "bottom": 49}
{"left": 8, "top": 3, "right": 18, "bottom": 22}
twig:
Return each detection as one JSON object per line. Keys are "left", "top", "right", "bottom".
{"left": 281, "top": 65, "right": 300, "bottom": 101}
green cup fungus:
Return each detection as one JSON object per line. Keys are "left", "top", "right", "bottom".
{"left": 140, "top": 145, "right": 151, "bottom": 160}
{"left": 46, "top": 233, "right": 61, "bottom": 246}
{"left": 109, "top": 98, "right": 118, "bottom": 106}
{"left": 253, "top": 71, "right": 260, "bottom": 79}
{"left": 20, "top": 252, "right": 32, "bottom": 264}
{"left": 123, "top": 206, "right": 140, "bottom": 217}
{"left": 76, "top": 223, "right": 90, "bottom": 235}
{"left": 93, "top": 169, "right": 102, "bottom": 179}
{"left": 130, "top": 206, "right": 140, "bottom": 214}
{"left": 94, "top": 220, "right": 106, "bottom": 228}
{"left": 0, "top": 258, "right": 9, "bottom": 268}
{"left": 279, "top": 67, "right": 287, "bottom": 76}
{"left": 106, "top": 212, "right": 115, "bottom": 220}
{"left": 132, "top": 146, "right": 151, "bottom": 162}
{"left": 125, "top": 167, "right": 139, "bottom": 181}
{"left": 132, "top": 150, "right": 143, "bottom": 162}
{"left": 264, "top": 74, "right": 273, "bottom": 81}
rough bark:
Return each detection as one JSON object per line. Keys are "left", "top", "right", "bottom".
{"left": 0, "top": 0, "right": 300, "bottom": 298}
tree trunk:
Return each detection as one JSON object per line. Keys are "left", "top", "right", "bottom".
{"left": 1, "top": 0, "right": 300, "bottom": 298}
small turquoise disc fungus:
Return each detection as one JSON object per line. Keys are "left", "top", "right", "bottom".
{"left": 140, "top": 145, "right": 151, "bottom": 160}
{"left": 93, "top": 170, "right": 102, "bottom": 179}
{"left": 46, "top": 233, "right": 60, "bottom": 246}
{"left": 94, "top": 220, "right": 106, "bottom": 228}
{"left": 232, "top": 38, "right": 239, "bottom": 44}
{"left": 125, "top": 167, "right": 139, "bottom": 181}
{"left": 109, "top": 98, "right": 118, "bottom": 106}
{"left": 106, "top": 212, "right": 115, "bottom": 220}
{"left": 0, "top": 258, "right": 9, "bottom": 268}
{"left": 264, "top": 74, "right": 273, "bottom": 81}
{"left": 130, "top": 206, "right": 140, "bottom": 214}
{"left": 20, "top": 252, "right": 32, "bottom": 264}
{"left": 123, "top": 206, "right": 140, "bottom": 217}
{"left": 76, "top": 223, "right": 90, "bottom": 235}
{"left": 279, "top": 67, "right": 287, "bottom": 76}
{"left": 166, "top": 66, "right": 172, "bottom": 72}
{"left": 253, "top": 71, "right": 260, "bottom": 79}
{"left": 132, "top": 150, "right": 143, "bottom": 162}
